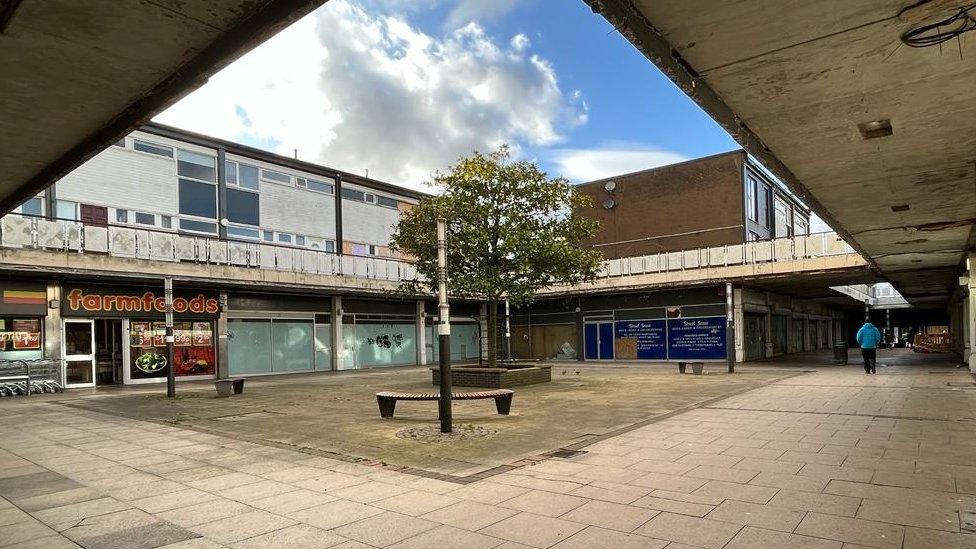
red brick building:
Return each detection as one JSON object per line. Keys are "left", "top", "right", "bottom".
{"left": 574, "top": 150, "right": 811, "bottom": 259}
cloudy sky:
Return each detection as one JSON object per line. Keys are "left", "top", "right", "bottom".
{"left": 156, "top": 0, "right": 827, "bottom": 231}
{"left": 156, "top": 1, "right": 739, "bottom": 187}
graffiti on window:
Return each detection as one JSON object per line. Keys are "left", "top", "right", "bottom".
{"left": 365, "top": 333, "right": 405, "bottom": 349}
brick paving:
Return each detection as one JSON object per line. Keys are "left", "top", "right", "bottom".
{"left": 1, "top": 349, "right": 975, "bottom": 548}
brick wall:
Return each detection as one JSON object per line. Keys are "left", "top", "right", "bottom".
{"left": 431, "top": 366, "right": 551, "bottom": 388}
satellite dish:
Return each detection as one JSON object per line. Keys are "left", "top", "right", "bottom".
{"left": 602, "top": 199, "right": 616, "bottom": 209}
{"left": 604, "top": 180, "right": 616, "bottom": 192}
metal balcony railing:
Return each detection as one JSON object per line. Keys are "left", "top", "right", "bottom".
{"left": 0, "top": 213, "right": 418, "bottom": 283}
{"left": 593, "top": 231, "right": 858, "bottom": 279}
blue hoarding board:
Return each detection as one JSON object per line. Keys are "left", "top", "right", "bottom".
{"left": 614, "top": 320, "right": 666, "bottom": 360}
{"left": 667, "top": 316, "right": 727, "bottom": 360}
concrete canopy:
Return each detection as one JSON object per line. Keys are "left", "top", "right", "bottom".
{"left": 0, "top": 0, "right": 324, "bottom": 213}
{"left": 586, "top": 0, "right": 976, "bottom": 305}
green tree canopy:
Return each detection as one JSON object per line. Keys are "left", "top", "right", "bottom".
{"left": 390, "top": 146, "right": 602, "bottom": 367}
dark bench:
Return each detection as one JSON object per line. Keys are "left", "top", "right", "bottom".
{"left": 375, "top": 389, "right": 514, "bottom": 418}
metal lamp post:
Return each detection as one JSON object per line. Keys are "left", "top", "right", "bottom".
{"left": 436, "top": 218, "right": 452, "bottom": 433}
{"left": 726, "top": 281, "right": 735, "bottom": 374}
{"left": 165, "top": 277, "right": 176, "bottom": 398}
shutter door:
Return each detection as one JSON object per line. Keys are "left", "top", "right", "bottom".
{"left": 80, "top": 204, "right": 108, "bottom": 226}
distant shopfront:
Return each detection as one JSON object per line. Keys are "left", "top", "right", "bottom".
{"left": 511, "top": 287, "right": 729, "bottom": 363}
{"left": 61, "top": 284, "right": 219, "bottom": 387}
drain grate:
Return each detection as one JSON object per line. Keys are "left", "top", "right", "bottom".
{"left": 543, "top": 448, "right": 587, "bottom": 459}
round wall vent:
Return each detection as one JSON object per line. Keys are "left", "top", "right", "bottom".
{"left": 604, "top": 180, "right": 616, "bottom": 192}
{"left": 602, "top": 199, "right": 616, "bottom": 209}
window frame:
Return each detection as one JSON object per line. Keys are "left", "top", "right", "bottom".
{"left": 17, "top": 197, "right": 43, "bottom": 217}
{"left": 261, "top": 169, "right": 292, "bottom": 185}
{"left": 225, "top": 187, "right": 261, "bottom": 227}
{"left": 745, "top": 175, "right": 758, "bottom": 222}
{"left": 178, "top": 218, "right": 218, "bottom": 235}
{"left": 134, "top": 212, "right": 156, "bottom": 226}
{"left": 55, "top": 200, "right": 78, "bottom": 221}
{"left": 376, "top": 195, "right": 399, "bottom": 209}
{"left": 227, "top": 225, "right": 261, "bottom": 240}
{"left": 133, "top": 139, "right": 174, "bottom": 159}
{"left": 178, "top": 178, "right": 218, "bottom": 220}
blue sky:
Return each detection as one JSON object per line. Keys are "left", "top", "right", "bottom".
{"left": 441, "top": 0, "right": 741, "bottom": 160}
{"left": 157, "top": 0, "right": 741, "bottom": 188}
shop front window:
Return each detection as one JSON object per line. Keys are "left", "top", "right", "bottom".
{"left": 0, "top": 317, "right": 43, "bottom": 360}
{"left": 227, "top": 318, "right": 315, "bottom": 375}
{"left": 129, "top": 320, "right": 215, "bottom": 379}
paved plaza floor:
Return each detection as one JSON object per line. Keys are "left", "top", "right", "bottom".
{"left": 1, "top": 349, "right": 975, "bottom": 548}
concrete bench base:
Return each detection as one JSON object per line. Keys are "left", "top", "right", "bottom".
{"left": 214, "top": 378, "right": 245, "bottom": 397}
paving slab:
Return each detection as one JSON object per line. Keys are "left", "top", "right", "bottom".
{"left": 551, "top": 525, "right": 668, "bottom": 549}
{"left": 386, "top": 524, "right": 503, "bottom": 549}
{"left": 634, "top": 511, "right": 743, "bottom": 548}
{"left": 558, "top": 500, "right": 658, "bottom": 532}
{"left": 705, "top": 499, "right": 806, "bottom": 532}
{"left": 189, "top": 509, "right": 295, "bottom": 544}
{"left": 479, "top": 512, "right": 586, "bottom": 548}
{"left": 725, "top": 526, "right": 841, "bottom": 549}
{"left": 288, "top": 499, "right": 384, "bottom": 531}
{"left": 332, "top": 511, "right": 438, "bottom": 547}
{"left": 795, "top": 512, "right": 905, "bottom": 548}
{"left": 420, "top": 499, "right": 518, "bottom": 531}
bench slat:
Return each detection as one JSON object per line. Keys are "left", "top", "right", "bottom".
{"left": 376, "top": 389, "right": 513, "bottom": 401}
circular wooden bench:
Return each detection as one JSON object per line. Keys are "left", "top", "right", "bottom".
{"left": 375, "top": 389, "right": 514, "bottom": 418}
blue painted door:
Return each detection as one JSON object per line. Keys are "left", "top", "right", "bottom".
{"left": 599, "top": 322, "right": 614, "bottom": 360}
{"left": 584, "top": 324, "right": 598, "bottom": 360}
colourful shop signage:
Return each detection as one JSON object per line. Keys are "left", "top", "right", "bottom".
{"left": 62, "top": 286, "right": 219, "bottom": 318}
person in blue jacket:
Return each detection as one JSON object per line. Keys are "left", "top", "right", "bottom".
{"left": 856, "top": 321, "right": 882, "bottom": 374}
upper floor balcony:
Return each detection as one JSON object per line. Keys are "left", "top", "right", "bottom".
{"left": 0, "top": 213, "right": 418, "bottom": 293}
{"left": 1, "top": 213, "right": 868, "bottom": 298}
{"left": 543, "top": 231, "right": 866, "bottom": 295}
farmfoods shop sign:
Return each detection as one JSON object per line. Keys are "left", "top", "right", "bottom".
{"left": 63, "top": 287, "right": 219, "bottom": 318}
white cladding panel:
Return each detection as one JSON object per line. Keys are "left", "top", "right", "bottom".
{"left": 56, "top": 146, "right": 179, "bottom": 215}
{"left": 342, "top": 199, "right": 401, "bottom": 246}
{"left": 259, "top": 181, "right": 336, "bottom": 239}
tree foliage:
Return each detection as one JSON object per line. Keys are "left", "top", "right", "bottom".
{"left": 390, "top": 146, "right": 602, "bottom": 367}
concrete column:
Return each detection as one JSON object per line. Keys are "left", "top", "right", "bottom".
{"left": 967, "top": 277, "right": 976, "bottom": 371}
{"left": 216, "top": 291, "right": 228, "bottom": 379}
{"left": 416, "top": 300, "right": 427, "bottom": 366}
{"left": 331, "top": 296, "right": 344, "bottom": 370}
{"left": 764, "top": 292, "right": 773, "bottom": 358}
{"left": 43, "top": 282, "right": 62, "bottom": 361}
{"left": 45, "top": 184, "right": 57, "bottom": 221}
{"left": 733, "top": 287, "right": 745, "bottom": 363}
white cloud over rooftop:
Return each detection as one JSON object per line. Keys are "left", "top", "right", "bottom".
{"left": 156, "top": 0, "right": 585, "bottom": 191}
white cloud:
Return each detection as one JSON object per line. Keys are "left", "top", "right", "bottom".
{"left": 445, "top": 0, "right": 520, "bottom": 29}
{"left": 510, "top": 33, "right": 530, "bottom": 52}
{"left": 155, "top": 0, "right": 583, "bottom": 193}
{"left": 548, "top": 144, "right": 689, "bottom": 183}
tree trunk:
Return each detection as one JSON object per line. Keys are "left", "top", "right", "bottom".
{"left": 487, "top": 298, "right": 498, "bottom": 368}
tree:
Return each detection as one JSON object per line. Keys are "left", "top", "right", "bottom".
{"left": 390, "top": 146, "right": 603, "bottom": 368}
